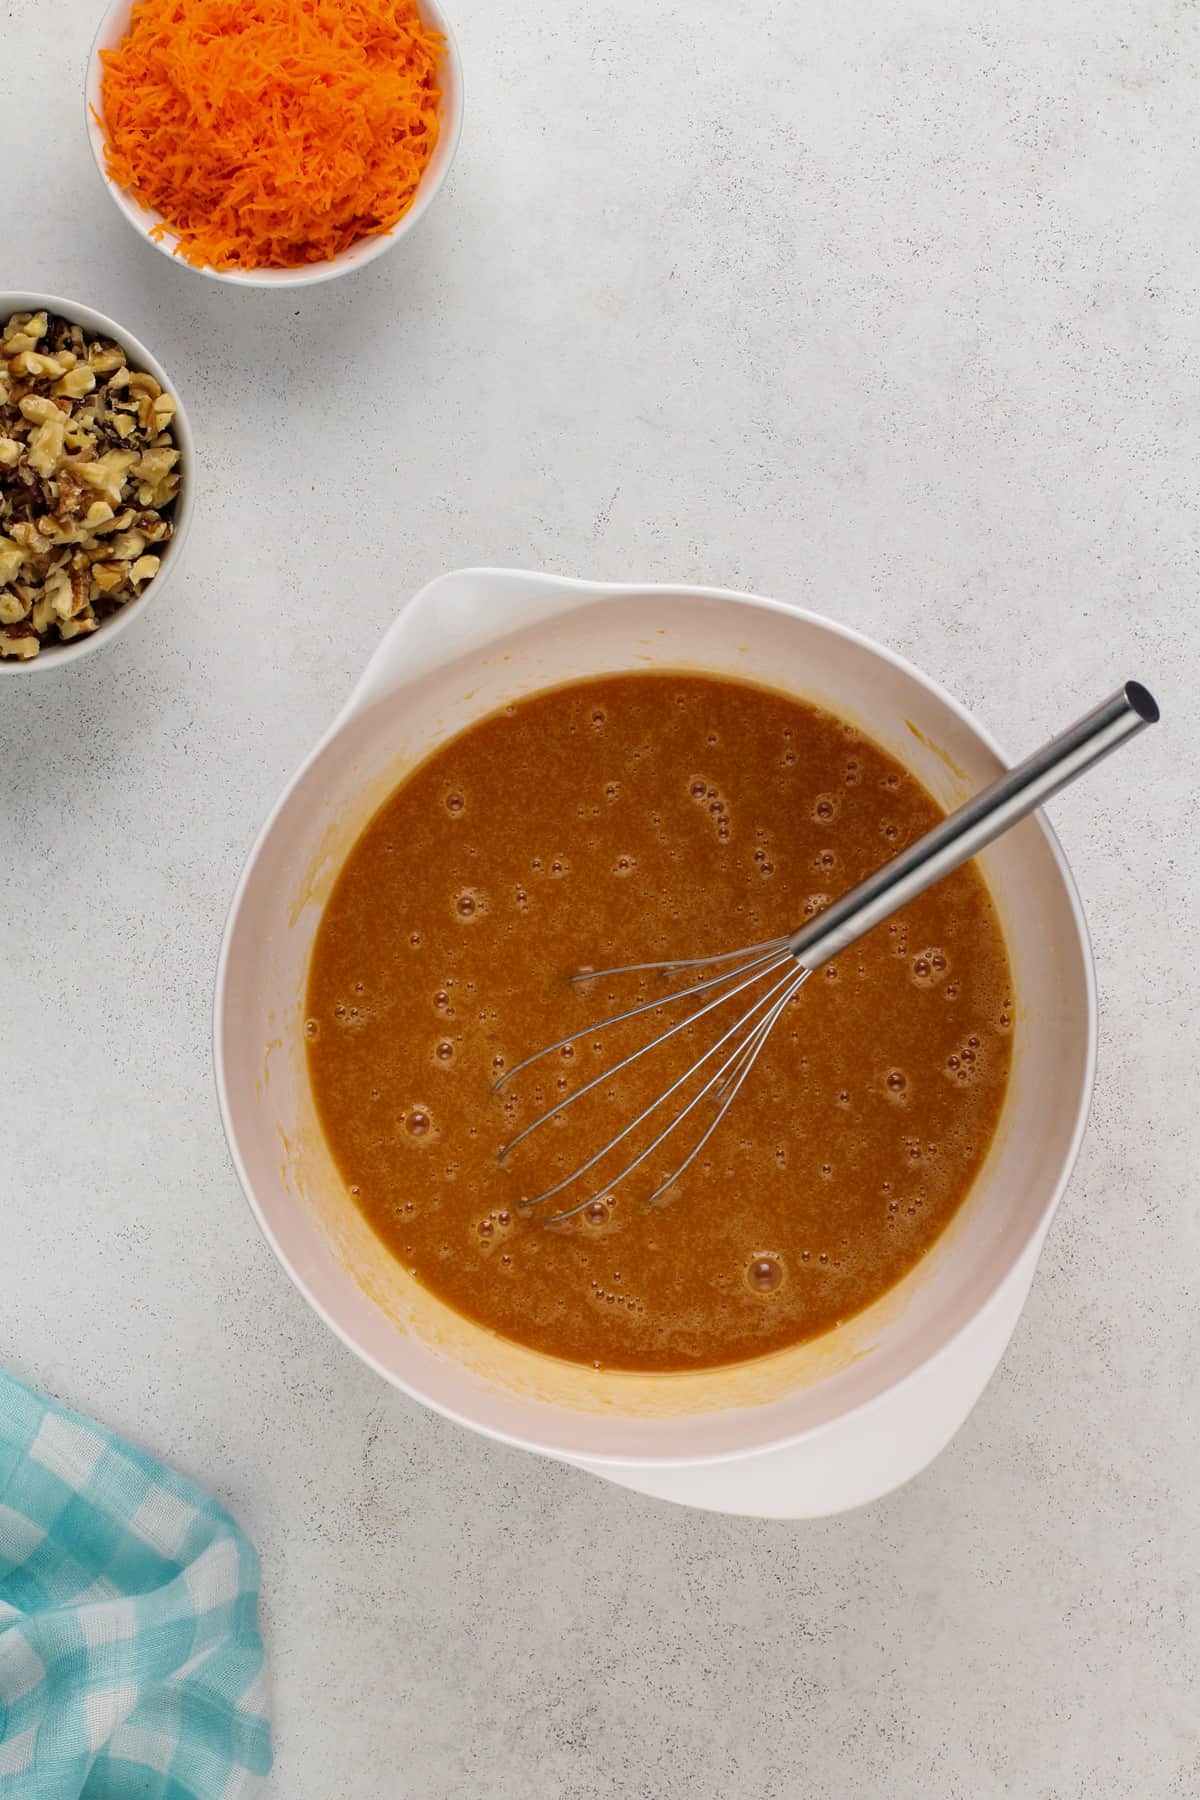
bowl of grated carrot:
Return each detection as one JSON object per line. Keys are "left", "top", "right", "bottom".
{"left": 85, "top": 0, "right": 463, "bottom": 288}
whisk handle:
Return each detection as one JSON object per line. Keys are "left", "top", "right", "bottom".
{"left": 787, "top": 681, "right": 1159, "bottom": 971}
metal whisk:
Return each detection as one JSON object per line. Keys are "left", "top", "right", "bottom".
{"left": 496, "top": 681, "right": 1159, "bottom": 1224}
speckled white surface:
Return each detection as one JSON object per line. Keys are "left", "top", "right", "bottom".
{"left": 3, "top": 0, "right": 1198, "bottom": 1792}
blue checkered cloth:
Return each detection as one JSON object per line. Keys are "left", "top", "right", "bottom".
{"left": 0, "top": 1373, "right": 271, "bottom": 1797}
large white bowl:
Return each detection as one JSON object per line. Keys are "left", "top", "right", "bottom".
{"left": 85, "top": 0, "right": 464, "bottom": 289}
{"left": 0, "top": 291, "right": 195, "bottom": 677}
{"left": 215, "top": 569, "right": 1097, "bottom": 1516}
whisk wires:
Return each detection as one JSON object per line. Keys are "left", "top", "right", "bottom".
{"left": 493, "top": 938, "right": 807, "bottom": 1224}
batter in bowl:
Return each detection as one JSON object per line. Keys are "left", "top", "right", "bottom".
{"left": 306, "top": 673, "right": 1013, "bottom": 1371}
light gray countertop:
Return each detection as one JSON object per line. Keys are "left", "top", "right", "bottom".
{"left": 2, "top": 0, "right": 1196, "bottom": 1793}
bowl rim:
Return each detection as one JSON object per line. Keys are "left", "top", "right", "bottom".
{"left": 0, "top": 289, "right": 195, "bottom": 676}
{"left": 213, "top": 569, "right": 1100, "bottom": 1469}
{"left": 84, "top": 0, "right": 465, "bottom": 290}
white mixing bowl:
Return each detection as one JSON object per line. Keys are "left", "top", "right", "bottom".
{"left": 215, "top": 569, "right": 1096, "bottom": 1517}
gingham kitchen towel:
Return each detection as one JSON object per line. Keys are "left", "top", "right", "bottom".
{"left": 0, "top": 1373, "right": 271, "bottom": 1797}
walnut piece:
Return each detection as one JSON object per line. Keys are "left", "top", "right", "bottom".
{"left": 0, "top": 311, "right": 182, "bottom": 659}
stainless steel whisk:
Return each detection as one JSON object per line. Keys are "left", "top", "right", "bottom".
{"left": 495, "top": 681, "right": 1159, "bottom": 1224}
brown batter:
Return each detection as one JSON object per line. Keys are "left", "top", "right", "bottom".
{"left": 306, "top": 674, "right": 1013, "bottom": 1371}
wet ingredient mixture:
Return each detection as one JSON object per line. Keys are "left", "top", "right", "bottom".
{"left": 306, "top": 673, "right": 1013, "bottom": 1371}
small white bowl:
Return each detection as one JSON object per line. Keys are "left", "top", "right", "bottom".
{"left": 0, "top": 292, "right": 195, "bottom": 677}
{"left": 84, "top": 0, "right": 464, "bottom": 289}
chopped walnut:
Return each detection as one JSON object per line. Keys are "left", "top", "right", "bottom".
{"left": 0, "top": 630, "right": 40, "bottom": 658}
{"left": 0, "top": 311, "right": 182, "bottom": 659}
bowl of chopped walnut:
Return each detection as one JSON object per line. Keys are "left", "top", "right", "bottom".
{"left": 0, "top": 293, "right": 193, "bottom": 672}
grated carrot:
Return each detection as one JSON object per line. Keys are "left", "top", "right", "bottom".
{"left": 99, "top": 0, "right": 445, "bottom": 272}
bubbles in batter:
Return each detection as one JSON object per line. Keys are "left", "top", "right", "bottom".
{"left": 910, "top": 948, "right": 949, "bottom": 988}
{"left": 946, "top": 1033, "right": 985, "bottom": 1085}
{"left": 454, "top": 889, "right": 480, "bottom": 919}
{"left": 444, "top": 792, "right": 465, "bottom": 816}
{"left": 747, "top": 1255, "right": 783, "bottom": 1293}
{"left": 885, "top": 1068, "right": 908, "bottom": 1103}
{"left": 881, "top": 921, "right": 910, "bottom": 964}
{"left": 702, "top": 788, "right": 731, "bottom": 841}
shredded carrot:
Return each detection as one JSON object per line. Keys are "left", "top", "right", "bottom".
{"left": 99, "top": 0, "right": 445, "bottom": 271}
